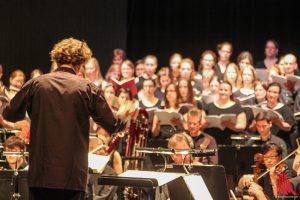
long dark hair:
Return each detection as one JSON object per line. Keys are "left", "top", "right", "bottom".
{"left": 164, "top": 83, "right": 179, "bottom": 109}
{"left": 177, "top": 78, "right": 195, "bottom": 105}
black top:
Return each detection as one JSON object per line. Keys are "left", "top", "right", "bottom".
{"left": 280, "top": 88, "right": 295, "bottom": 111}
{"left": 289, "top": 175, "right": 300, "bottom": 196}
{"left": 87, "top": 165, "right": 118, "bottom": 200}
{"left": 136, "top": 74, "right": 157, "bottom": 91}
{"left": 214, "top": 63, "right": 225, "bottom": 81}
{"left": 255, "top": 60, "right": 267, "bottom": 69}
{"left": 0, "top": 160, "right": 28, "bottom": 170}
{"left": 154, "top": 88, "right": 165, "bottom": 102}
{"left": 258, "top": 169, "right": 295, "bottom": 200}
{"left": 155, "top": 106, "right": 187, "bottom": 139}
{"left": 204, "top": 102, "right": 245, "bottom": 145}
{"left": 3, "top": 67, "right": 125, "bottom": 191}
{"left": 245, "top": 134, "right": 288, "bottom": 157}
{"left": 139, "top": 99, "right": 161, "bottom": 109}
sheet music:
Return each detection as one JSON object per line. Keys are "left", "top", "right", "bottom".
{"left": 154, "top": 110, "right": 182, "bottom": 127}
{"left": 184, "top": 175, "right": 213, "bottom": 200}
{"left": 88, "top": 154, "right": 110, "bottom": 173}
{"left": 119, "top": 170, "right": 182, "bottom": 186}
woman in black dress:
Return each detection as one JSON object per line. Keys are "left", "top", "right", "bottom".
{"left": 204, "top": 81, "right": 246, "bottom": 145}
{"left": 260, "top": 82, "right": 296, "bottom": 151}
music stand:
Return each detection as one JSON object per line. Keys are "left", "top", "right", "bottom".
{"left": 2, "top": 151, "right": 29, "bottom": 200}
{"left": 218, "top": 145, "right": 262, "bottom": 189}
{"left": 0, "top": 170, "right": 28, "bottom": 200}
{"left": 98, "top": 170, "right": 212, "bottom": 200}
{"left": 165, "top": 164, "right": 230, "bottom": 200}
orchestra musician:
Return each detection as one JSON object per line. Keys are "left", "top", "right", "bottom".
{"left": 245, "top": 111, "right": 288, "bottom": 157}
{"left": 167, "top": 132, "right": 198, "bottom": 165}
{"left": 86, "top": 137, "right": 119, "bottom": 200}
{"left": 289, "top": 148, "right": 300, "bottom": 196}
{"left": 186, "top": 108, "right": 218, "bottom": 165}
{"left": 238, "top": 142, "right": 296, "bottom": 199}
{"left": 0, "top": 136, "right": 27, "bottom": 170}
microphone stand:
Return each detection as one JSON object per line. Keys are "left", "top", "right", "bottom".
{"left": 10, "top": 154, "right": 21, "bottom": 200}
{"left": 135, "top": 147, "right": 217, "bottom": 173}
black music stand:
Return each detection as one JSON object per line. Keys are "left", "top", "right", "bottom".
{"left": 98, "top": 170, "right": 213, "bottom": 200}
{"left": 2, "top": 151, "right": 29, "bottom": 200}
{"left": 0, "top": 170, "right": 29, "bottom": 200}
{"left": 218, "top": 145, "right": 262, "bottom": 188}
{"left": 165, "top": 164, "right": 230, "bottom": 200}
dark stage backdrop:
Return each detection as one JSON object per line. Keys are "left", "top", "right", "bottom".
{"left": 127, "top": 0, "right": 300, "bottom": 68}
{"left": 0, "top": 0, "right": 300, "bottom": 85}
{"left": 0, "top": 0, "right": 127, "bottom": 85}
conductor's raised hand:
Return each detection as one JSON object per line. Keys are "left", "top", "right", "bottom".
{"left": 116, "top": 100, "right": 136, "bottom": 121}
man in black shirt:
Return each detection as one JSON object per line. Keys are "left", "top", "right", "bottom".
{"left": 246, "top": 111, "right": 287, "bottom": 156}
{"left": 255, "top": 39, "right": 279, "bottom": 69}
{"left": 2, "top": 38, "right": 131, "bottom": 200}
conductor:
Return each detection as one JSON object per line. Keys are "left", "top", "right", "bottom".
{"left": 2, "top": 38, "right": 132, "bottom": 200}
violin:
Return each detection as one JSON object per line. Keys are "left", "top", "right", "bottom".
{"left": 274, "top": 163, "right": 286, "bottom": 176}
{"left": 253, "top": 153, "right": 264, "bottom": 183}
{"left": 257, "top": 148, "right": 299, "bottom": 181}
{"left": 256, "top": 149, "right": 298, "bottom": 198}
{"left": 247, "top": 153, "right": 270, "bottom": 200}
{"left": 255, "top": 153, "right": 287, "bottom": 177}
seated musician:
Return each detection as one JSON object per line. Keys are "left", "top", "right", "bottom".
{"left": 0, "top": 136, "right": 27, "bottom": 170}
{"left": 238, "top": 142, "right": 296, "bottom": 199}
{"left": 93, "top": 130, "right": 123, "bottom": 175}
{"left": 168, "top": 132, "right": 199, "bottom": 165}
{"left": 86, "top": 136, "right": 119, "bottom": 200}
{"left": 186, "top": 108, "right": 218, "bottom": 164}
{"left": 245, "top": 111, "right": 287, "bottom": 156}
{"left": 154, "top": 133, "right": 199, "bottom": 200}
{"left": 289, "top": 148, "right": 300, "bottom": 195}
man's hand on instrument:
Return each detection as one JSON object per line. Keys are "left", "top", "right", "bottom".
{"left": 248, "top": 182, "right": 267, "bottom": 200}
{"left": 238, "top": 174, "right": 254, "bottom": 189}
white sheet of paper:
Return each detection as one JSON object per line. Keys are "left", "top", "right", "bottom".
{"left": 184, "top": 175, "right": 213, "bottom": 200}
{"left": 119, "top": 170, "right": 182, "bottom": 186}
{"left": 88, "top": 153, "right": 110, "bottom": 173}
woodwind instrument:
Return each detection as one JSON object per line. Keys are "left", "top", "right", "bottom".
{"left": 123, "top": 108, "right": 149, "bottom": 200}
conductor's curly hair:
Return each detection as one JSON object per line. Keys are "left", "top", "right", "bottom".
{"left": 50, "top": 37, "right": 92, "bottom": 67}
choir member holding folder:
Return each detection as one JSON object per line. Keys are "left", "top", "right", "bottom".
{"left": 260, "top": 82, "right": 296, "bottom": 151}
{"left": 204, "top": 81, "right": 246, "bottom": 145}
{"left": 242, "top": 81, "right": 268, "bottom": 131}
{"left": 152, "top": 83, "right": 184, "bottom": 138}
{"left": 234, "top": 65, "right": 256, "bottom": 100}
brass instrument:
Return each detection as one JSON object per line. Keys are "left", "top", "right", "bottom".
{"left": 123, "top": 108, "right": 149, "bottom": 200}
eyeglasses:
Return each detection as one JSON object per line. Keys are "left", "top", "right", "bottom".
{"left": 263, "top": 155, "right": 278, "bottom": 160}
